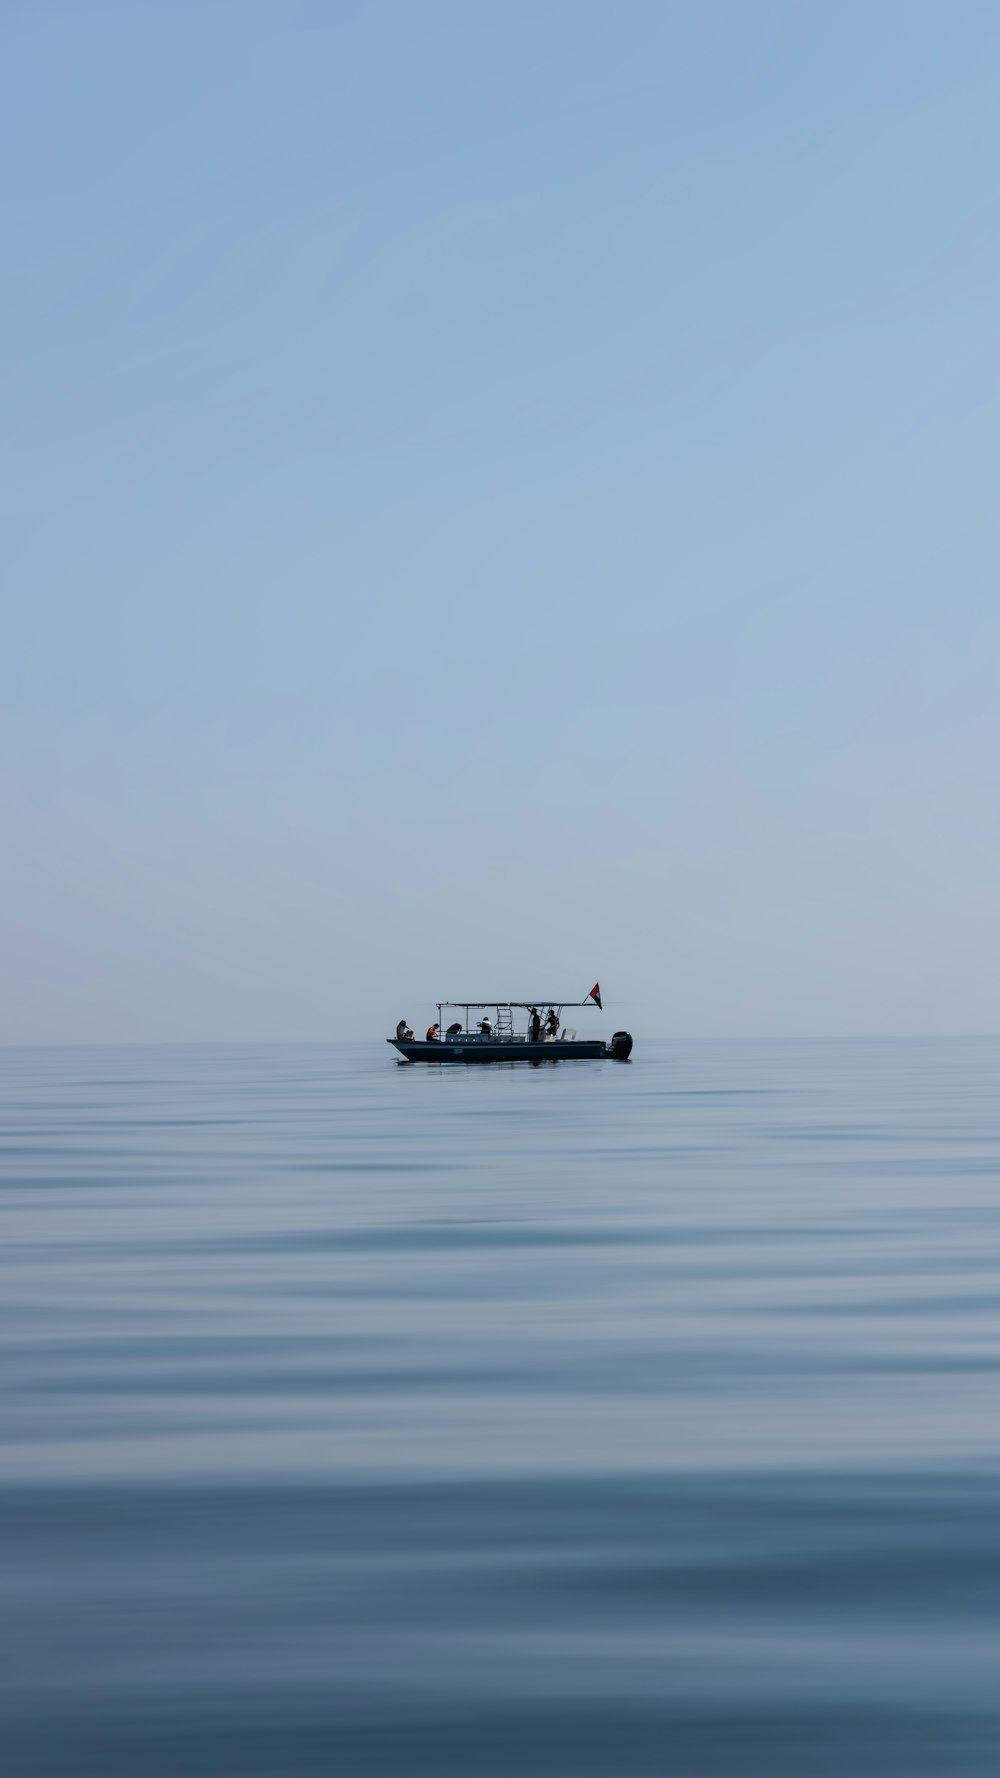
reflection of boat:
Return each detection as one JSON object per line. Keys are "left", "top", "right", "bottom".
{"left": 389, "top": 989, "right": 633, "bottom": 1064}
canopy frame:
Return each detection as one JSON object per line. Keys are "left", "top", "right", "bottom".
{"left": 434, "top": 999, "right": 597, "bottom": 1038}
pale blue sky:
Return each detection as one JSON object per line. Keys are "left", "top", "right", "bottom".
{"left": 4, "top": 1, "right": 999, "bottom": 1041}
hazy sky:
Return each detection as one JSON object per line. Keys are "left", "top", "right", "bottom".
{"left": 4, "top": 1, "right": 999, "bottom": 1042}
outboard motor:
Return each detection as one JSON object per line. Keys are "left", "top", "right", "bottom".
{"left": 608, "top": 1030, "right": 633, "bottom": 1060}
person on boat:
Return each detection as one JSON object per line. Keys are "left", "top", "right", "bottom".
{"left": 478, "top": 1016, "right": 493, "bottom": 1037}
{"left": 396, "top": 1019, "right": 414, "bottom": 1041}
{"left": 544, "top": 1007, "right": 559, "bottom": 1038}
{"left": 426, "top": 1023, "right": 440, "bottom": 1041}
{"left": 446, "top": 1021, "right": 462, "bottom": 1036}
{"left": 528, "top": 1007, "right": 541, "bottom": 1042}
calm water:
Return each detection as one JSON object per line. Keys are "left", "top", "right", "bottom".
{"left": 2, "top": 1039, "right": 999, "bottom": 1775}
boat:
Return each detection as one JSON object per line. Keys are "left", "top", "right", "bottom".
{"left": 388, "top": 985, "right": 633, "bottom": 1064}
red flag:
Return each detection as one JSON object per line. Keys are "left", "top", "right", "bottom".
{"left": 586, "top": 982, "right": 602, "bottom": 1010}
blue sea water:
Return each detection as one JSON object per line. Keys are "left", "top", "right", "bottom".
{"left": 2, "top": 1038, "right": 999, "bottom": 1776}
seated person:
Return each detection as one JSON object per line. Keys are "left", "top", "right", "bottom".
{"left": 396, "top": 1018, "right": 414, "bottom": 1041}
{"left": 446, "top": 1022, "right": 463, "bottom": 1036}
{"left": 426, "top": 1023, "right": 440, "bottom": 1041}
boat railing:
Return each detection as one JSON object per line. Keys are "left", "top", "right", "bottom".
{"left": 443, "top": 1029, "right": 578, "bottom": 1043}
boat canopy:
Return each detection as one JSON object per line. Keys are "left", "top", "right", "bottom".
{"left": 437, "top": 1000, "right": 597, "bottom": 1009}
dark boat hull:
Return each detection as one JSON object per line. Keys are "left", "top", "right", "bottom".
{"left": 389, "top": 1038, "right": 607, "bottom": 1064}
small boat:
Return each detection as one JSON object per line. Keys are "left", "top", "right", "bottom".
{"left": 389, "top": 985, "right": 633, "bottom": 1064}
